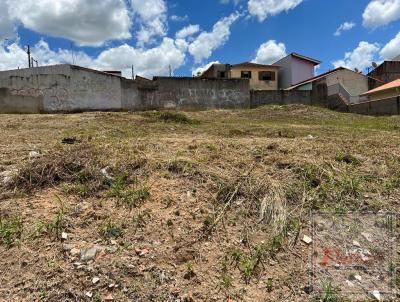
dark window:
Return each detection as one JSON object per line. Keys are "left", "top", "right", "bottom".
{"left": 241, "top": 71, "right": 252, "bottom": 79}
{"left": 217, "top": 71, "right": 226, "bottom": 78}
{"left": 259, "top": 71, "right": 276, "bottom": 81}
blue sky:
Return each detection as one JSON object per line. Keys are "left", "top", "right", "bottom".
{"left": 0, "top": 0, "right": 400, "bottom": 78}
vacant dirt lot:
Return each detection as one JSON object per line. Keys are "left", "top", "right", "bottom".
{"left": 0, "top": 105, "right": 399, "bottom": 301}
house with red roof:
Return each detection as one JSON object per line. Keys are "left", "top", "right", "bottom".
{"left": 360, "top": 79, "right": 400, "bottom": 102}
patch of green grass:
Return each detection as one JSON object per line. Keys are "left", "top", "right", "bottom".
{"left": 0, "top": 215, "right": 23, "bottom": 247}
{"left": 45, "top": 197, "right": 66, "bottom": 240}
{"left": 108, "top": 174, "right": 150, "bottom": 210}
{"left": 100, "top": 219, "right": 123, "bottom": 239}
{"left": 120, "top": 187, "right": 150, "bottom": 210}
{"left": 265, "top": 278, "right": 273, "bottom": 292}
{"left": 220, "top": 273, "right": 233, "bottom": 290}
{"left": 142, "top": 111, "right": 198, "bottom": 124}
{"left": 321, "top": 282, "right": 339, "bottom": 302}
{"left": 335, "top": 152, "right": 361, "bottom": 166}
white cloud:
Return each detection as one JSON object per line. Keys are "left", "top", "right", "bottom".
{"left": 220, "top": 0, "right": 243, "bottom": 5}
{"left": 380, "top": 31, "right": 400, "bottom": 59}
{"left": 253, "top": 40, "right": 287, "bottom": 64}
{"left": 131, "top": 0, "right": 167, "bottom": 45}
{"left": 248, "top": 0, "right": 304, "bottom": 22}
{"left": 0, "top": 40, "right": 92, "bottom": 71}
{"left": 362, "top": 0, "right": 400, "bottom": 28}
{"left": 332, "top": 41, "right": 380, "bottom": 71}
{"left": 334, "top": 22, "right": 356, "bottom": 36}
{"left": 95, "top": 38, "right": 186, "bottom": 77}
{"left": 176, "top": 25, "right": 200, "bottom": 39}
{"left": 0, "top": 38, "right": 186, "bottom": 78}
{"left": 6, "top": 0, "right": 131, "bottom": 46}
{"left": 0, "top": 1, "right": 15, "bottom": 39}
{"left": 188, "top": 13, "right": 241, "bottom": 63}
{"left": 192, "top": 61, "right": 220, "bottom": 76}
{"left": 170, "top": 15, "right": 189, "bottom": 22}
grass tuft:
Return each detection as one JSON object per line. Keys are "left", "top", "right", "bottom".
{"left": 0, "top": 215, "right": 23, "bottom": 248}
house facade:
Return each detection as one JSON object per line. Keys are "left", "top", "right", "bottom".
{"left": 287, "top": 67, "right": 372, "bottom": 104}
{"left": 201, "top": 62, "right": 279, "bottom": 90}
{"left": 360, "top": 79, "right": 400, "bottom": 101}
{"left": 273, "top": 53, "right": 321, "bottom": 89}
{"left": 368, "top": 61, "right": 400, "bottom": 86}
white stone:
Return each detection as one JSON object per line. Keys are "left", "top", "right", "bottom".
{"left": 92, "top": 277, "right": 100, "bottom": 284}
{"left": 371, "top": 290, "right": 381, "bottom": 301}
{"left": 29, "top": 151, "right": 40, "bottom": 158}
{"left": 302, "top": 235, "right": 312, "bottom": 244}
{"left": 61, "top": 232, "right": 68, "bottom": 240}
{"left": 85, "top": 292, "right": 93, "bottom": 298}
{"left": 361, "top": 232, "right": 373, "bottom": 242}
{"left": 353, "top": 240, "right": 361, "bottom": 247}
{"left": 355, "top": 274, "right": 362, "bottom": 281}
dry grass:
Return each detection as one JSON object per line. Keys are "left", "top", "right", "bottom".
{"left": 0, "top": 105, "right": 399, "bottom": 301}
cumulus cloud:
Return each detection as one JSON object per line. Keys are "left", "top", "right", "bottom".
{"left": 192, "top": 61, "right": 221, "bottom": 76}
{"left": 380, "top": 31, "right": 400, "bottom": 59}
{"left": 332, "top": 41, "right": 380, "bottom": 71}
{"left": 6, "top": 0, "right": 131, "bottom": 46}
{"left": 131, "top": 0, "right": 168, "bottom": 45}
{"left": 175, "top": 25, "right": 200, "bottom": 40}
{"left": 253, "top": 40, "right": 287, "bottom": 64}
{"left": 0, "top": 40, "right": 92, "bottom": 71}
{"left": 334, "top": 22, "right": 356, "bottom": 36}
{"left": 0, "top": 1, "right": 15, "bottom": 39}
{"left": 248, "top": 0, "right": 304, "bottom": 22}
{"left": 188, "top": 13, "right": 241, "bottom": 63}
{"left": 362, "top": 0, "right": 400, "bottom": 28}
{"left": 0, "top": 38, "right": 186, "bottom": 78}
{"left": 95, "top": 38, "right": 186, "bottom": 77}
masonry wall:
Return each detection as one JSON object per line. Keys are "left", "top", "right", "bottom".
{"left": 0, "top": 65, "right": 123, "bottom": 113}
{"left": 0, "top": 65, "right": 251, "bottom": 113}
{"left": 349, "top": 96, "right": 400, "bottom": 116}
{"left": 154, "top": 77, "right": 250, "bottom": 110}
{"left": 250, "top": 90, "right": 312, "bottom": 108}
{"left": 0, "top": 88, "right": 42, "bottom": 113}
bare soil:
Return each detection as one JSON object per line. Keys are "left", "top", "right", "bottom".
{"left": 0, "top": 105, "right": 399, "bottom": 302}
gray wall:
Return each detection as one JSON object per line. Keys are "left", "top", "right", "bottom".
{"left": 349, "top": 96, "right": 400, "bottom": 116}
{"left": 154, "top": 77, "right": 250, "bottom": 110}
{"left": 0, "top": 88, "right": 42, "bottom": 113}
{"left": 0, "top": 65, "right": 250, "bottom": 113}
{"left": 274, "top": 55, "right": 292, "bottom": 89}
{"left": 250, "top": 90, "right": 312, "bottom": 108}
{"left": 0, "top": 65, "right": 122, "bottom": 112}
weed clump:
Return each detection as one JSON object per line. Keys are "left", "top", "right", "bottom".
{"left": 0, "top": 215, "right": 23, "bottom": 248}
{"left": 7, "top": 143, "right": 105, "bottom": 194}
{"left": 335, "top": 152, "right": 361, "bottom": 166}
{"left": 100, "top": 220, "right": 124, "bottom": 239}
{"left": 142, "top": 111, "right": 198, "bottom": 124}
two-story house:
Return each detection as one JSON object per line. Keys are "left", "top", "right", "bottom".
{"left": 200, "top": 62, "right": 279, "bottom": 90}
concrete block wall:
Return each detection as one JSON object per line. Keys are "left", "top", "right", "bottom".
{"left": 349, "top": 96, "right": 400, "bottom": 116}
{"left": 0, "top": 88, "right": 42, "bottom": 113}
{"left": 250, "top": 90, "right": 312, "bottom": 108}
{"left": 0, "top": 65, "right": 250, "bottom": 113}
{"left": 0, "top": 65, "right": 123, "bottom": 113}
{"left": 154, "top": 77, "right": 250, "bottom": 110}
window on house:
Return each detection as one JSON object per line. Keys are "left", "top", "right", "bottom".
{"left": 259, "top": 71, "right": 276, "bottom": 81}
{"left": 217, "top": 71, "right": 226, "bottom": 78}
{"left": 241, "top": 71, "right": 252, "bottom": 79}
